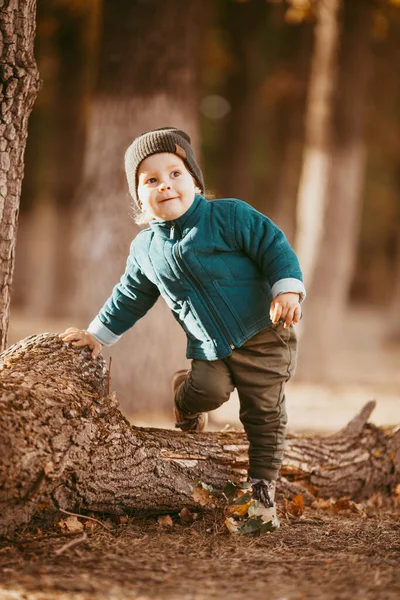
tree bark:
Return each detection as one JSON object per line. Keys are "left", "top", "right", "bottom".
{"left": 297, "top": 0, "right": 373, "bottom": 380}
{"left": 294, "top": 0, "right": 342, "bottom": 285}
{"left": 71, "top": 0, "right": 208, "bottom": 413}
{"left": 0, "top": 0, "right": 40, "bottom": 350}
{"left": 1, "top": 333, "right": 399, "bottom": 536}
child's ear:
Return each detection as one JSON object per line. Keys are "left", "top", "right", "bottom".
{"left": 194, "top": 185, "right": 201, "bottom": 193}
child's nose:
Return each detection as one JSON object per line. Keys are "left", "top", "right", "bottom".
{"left": 159, "top": 182, "right": 171, "bottom": 191}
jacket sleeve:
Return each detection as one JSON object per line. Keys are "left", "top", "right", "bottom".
{"left": 233, "top": 200, "right": 306, "bottom": 301}
{"left": 87, "top": 243, "right": 160, "bottom": 346}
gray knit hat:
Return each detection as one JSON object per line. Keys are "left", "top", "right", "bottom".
{"left": 125, "top": 127, "right": 205, "bottom": 207}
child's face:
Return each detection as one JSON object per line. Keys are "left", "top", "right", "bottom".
{"left": 137, "top": 153, "right": 200, "bottom": 221}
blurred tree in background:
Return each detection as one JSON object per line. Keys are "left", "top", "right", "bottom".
{"left": 70, "top": 0, "right": 207, "bottom": 409}
{"left": 9, "top": 0, "right": 400, "bottom": 409}
{"left": 13, "top": 0, "right": 98, "bottom": 315}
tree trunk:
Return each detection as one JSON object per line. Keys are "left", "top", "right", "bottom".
{"left": 71, "top": 0, "right": 207, "bottom": 413}
{"left": 1, "top": 333, "right": 398, "bottom": 536}
{"left": 266, "top": 19, "right": 313, "bottom": 245}
{"left": 11, "top": 1, "right": 97, "bottom": 317}
{"left": 48, "top": 1, "right": 99, "bottom": 317}
{"left": 0, "top": 0, "right": 40, "bottom": 350}
{"left": 297, "top": 0, "right": 373, "bottom": 380}
{"left": 294, "top": 0, "right": 342, "bottom": 285}
{"left": 216, "top": 0, "right": 267, "bottom": 204}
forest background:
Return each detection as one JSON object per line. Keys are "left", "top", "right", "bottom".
{"left": 9, "top": 0, "right": 400, "bottom": 430}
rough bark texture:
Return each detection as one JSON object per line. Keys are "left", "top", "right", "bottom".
{"left": 71, "top": 0, "right": 208, "bottom": 412}
{"left": 1, "top": 333, "right": 399, "bottom": 536}
{"left": 0, "top": 0, "right": 40, "bottom": 350}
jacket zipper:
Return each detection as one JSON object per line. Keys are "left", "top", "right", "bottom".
{"left": 171, "top": 225, "right": 235, "bottom": 351}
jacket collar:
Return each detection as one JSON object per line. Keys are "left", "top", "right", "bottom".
{"left": 149, "top": 194, "right": 208, "bottom": 239}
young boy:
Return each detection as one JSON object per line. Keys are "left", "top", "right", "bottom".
{"left": 60, "top": 127, "right": 305, "bottom": 525}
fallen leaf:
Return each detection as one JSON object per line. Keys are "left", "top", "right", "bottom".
{"left": 57, "top": 515, "right": 84, "bottom": 534}
{"left": 313, "top": 497, "right": 366, "bottom": 517}
{"left": 288, "top": 494, "right": 305, "bottom": 517}
{"left": 179, "top": 507, "right": 197, "bottom": 523}
{"left": 226, "top": 500, "right": 253, "bottom": 517}
{"left": 83, "top": 519, "right": 99, "bottom": 532}
{"left": 192, "top": 483, "right": 215, "bottom": 506}
{"left": 157, "top": 514, "right": 173, "bottom": 527}
{"left": 224, "top": 517, "right": 239, "bottom": 535}
{"left": 312, "top": 498, "right": 334, "bottom": 510}
{"left": 332, "top": 498, "right": 365, "bottom": 515}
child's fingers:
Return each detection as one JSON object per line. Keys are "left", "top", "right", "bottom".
{"left": 292, "top": 304, "right": 302, "bottom": 324}
{"left": 271, "top": 302, "right": 282, "bottom": 324}
{"left": 283, "top": 306, "right": 296, "bottom": 328}
{"left": 91, "top": 347, "right": 102, "bottom": 360}
{"left": 59, "top": 329, "right": 79, "bottom": 340}
{"left": 61, "top": 333, "right": 81, "bottom": 343}
{"left": 71, "top": 337, "right": 93, "bottom": 348}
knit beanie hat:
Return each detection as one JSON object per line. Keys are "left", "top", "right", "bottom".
{"left": 125, "top": 127, "right": 205, "bottom": 208}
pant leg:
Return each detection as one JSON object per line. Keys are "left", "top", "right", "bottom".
{"left": 175, "top": 357, "right": 235, "bottom": 416}
{"left": 227, "top": 324, "right": 297, "bottom": 481}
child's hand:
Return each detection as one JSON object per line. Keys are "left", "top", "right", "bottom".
{"left": 59, "top": 327, "right": 103, "bottom": 359}
{"left": 270, "top": 293, "right": 301, "bottom": 329}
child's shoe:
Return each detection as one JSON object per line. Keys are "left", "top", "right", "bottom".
{"left": 250, "top": 478, "right": 280, "bottom": 529}
{"left": 171, "top": 369, "right": 208, "bottom": 433}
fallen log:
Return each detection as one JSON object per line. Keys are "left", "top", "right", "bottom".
{"left": 0, "top": 334, "right": 399, "bottom": 535}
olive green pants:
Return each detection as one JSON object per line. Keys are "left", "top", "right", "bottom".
{"left": 175, "top": 324, "right": 298, "bottom": 481}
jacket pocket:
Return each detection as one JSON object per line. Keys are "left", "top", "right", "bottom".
{"left": 179, "top": 300, "right": 209, "bottom": 342}
{"left": 212, "top": 281, "right": 246, "bottom": 336}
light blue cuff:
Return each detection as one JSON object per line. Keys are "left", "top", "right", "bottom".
{"left": 87, "top": 316, "right": 122, "bottom": 346}
{"left": 271, "top": 278, "right": 306, "bottom": 303}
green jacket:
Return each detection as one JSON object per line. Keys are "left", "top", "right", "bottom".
{"left": 88, "top": 195, "right": 305, "bottom": 360}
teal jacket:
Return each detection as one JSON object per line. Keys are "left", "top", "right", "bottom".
{"left": 88, "top": 195, "right": 305, "bottom": 361}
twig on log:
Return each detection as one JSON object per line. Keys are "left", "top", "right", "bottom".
{"left": 58, "top": 508, "right": 113, "bottom": 532}
{"left": 54, "top": 532, "right": 87, "bottom": 556}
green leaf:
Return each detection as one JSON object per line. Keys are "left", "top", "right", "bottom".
{"left": 222, "top": 481, "right": 239, "bottom": 503}
{"left": 231, "top": 491, "right": 253, "bottom": 506}
{"left": 247, "top": 500, "right": 259, "bottom": 517}
{"left": 238, "top": 516, "right": 265, "bottom": 535}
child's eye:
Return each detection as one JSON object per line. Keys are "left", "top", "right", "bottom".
{"left": 171, "top": 170, "right": 181, "bottom": 178}
{"left": 146, "top": 177, "right": 157, "bottom": 184}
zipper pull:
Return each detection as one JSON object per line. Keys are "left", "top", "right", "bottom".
{"left": 170, "top": 223, "right": 175, "bottom": 240}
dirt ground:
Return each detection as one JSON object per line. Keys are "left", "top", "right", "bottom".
{"left": 1, "top": 500, "right": 399, "bottom": 600}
